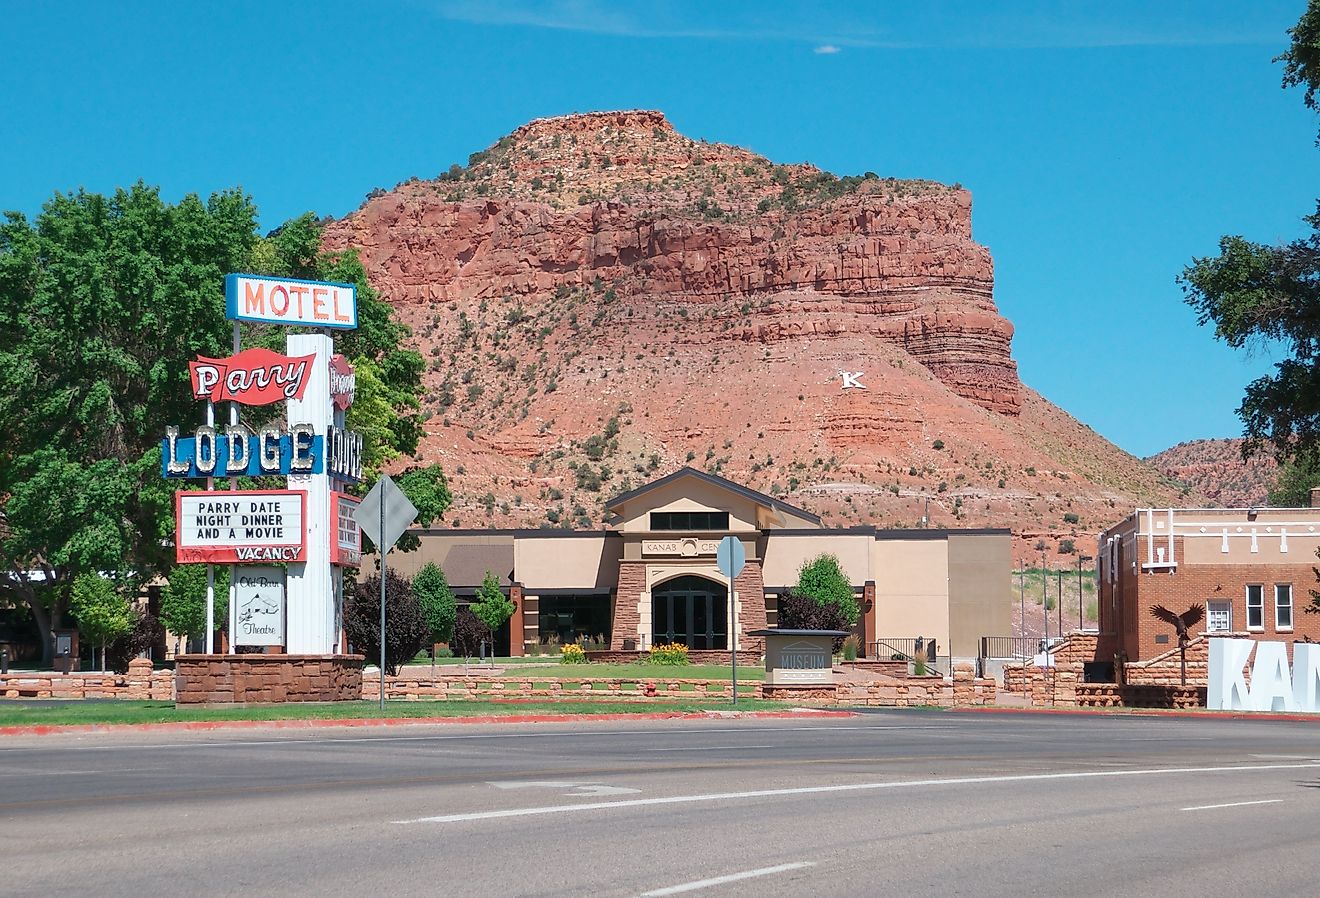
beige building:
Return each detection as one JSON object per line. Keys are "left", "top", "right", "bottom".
{"left": 388, "top": 469, "right": 1011, "bottom": 663}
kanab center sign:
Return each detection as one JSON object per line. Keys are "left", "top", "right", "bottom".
{"left": 1208, "top": 637, "right": 1320, "bottom": 713}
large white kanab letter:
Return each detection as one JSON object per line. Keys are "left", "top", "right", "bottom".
{"left": 1207, "top": 638, "right": 1254, "bottom": 711}
{"left": 1249, "top": 641, "right": 1298, "bottom": 712}
{"left": 1294, "top": 643, "right": 1320, "bottom": 712}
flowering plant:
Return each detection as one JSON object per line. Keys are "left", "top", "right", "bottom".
{"left": 560, "top": 643, "right": 588, "bottom": 665}
{"left": 648, "top": 643, "right": 691, "bottom": 666}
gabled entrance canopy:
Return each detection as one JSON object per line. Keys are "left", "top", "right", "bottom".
{"left": 605, "top": 467, "right": 821, "bottom": 531}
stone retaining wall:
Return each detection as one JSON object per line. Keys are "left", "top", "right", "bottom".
{"left": 1074, "top": 683, "right": 1206, "bottom": 709}
{"left": 0, "top": 659, "right": 173, "bottom": 700}
{"left": 363, "top": 674, "right": 742, "bottom": 701}
{"left": 175, "top": 654, "right": 364, "bottom": 704}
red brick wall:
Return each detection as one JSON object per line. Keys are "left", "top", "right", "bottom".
{"left": 1122, "top": 555, "right": 1319, "bottom": 662}
{"left": 175, "top": 655, "right": 364, "bottom": 704}
{"left": 612, "top": 562, "right": 646, "bottom": 649}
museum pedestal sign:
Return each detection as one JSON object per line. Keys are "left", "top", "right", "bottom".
{"left": 749, "top": 629, "right": 848, "bottom": 685}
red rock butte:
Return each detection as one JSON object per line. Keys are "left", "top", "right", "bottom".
{"left": 327, "top": 110, "right": 1018, "bottom": 417}
{"left": 323, "top": 110, "right": 1191, "bottom": 551}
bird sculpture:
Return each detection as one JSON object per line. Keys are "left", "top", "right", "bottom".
{"left": 1149, "top": 603, "right": 1205, "bottom": 686}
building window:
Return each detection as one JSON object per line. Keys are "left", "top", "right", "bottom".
{"left": 1276, "top": 584, "right": 1293, "bottom": 630}
{"left": 537, "top": 595, "right": 612, "bottom": 647}
{"left": 1246, "top": 585, "right": 1264, "bottom": 630}
{"left": 650, "top": 511, "right": 730, "bottom": 531}
{"left": 1207, "top": 600, "right": 1232, "bottom": 633}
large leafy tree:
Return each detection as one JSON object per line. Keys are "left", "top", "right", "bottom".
{"left": 1181, "top": 4, "right": 1320, "bottom": 468}
{"left": 344, "top": 568, "right": 429, "bottom": 675}
{"left": 0, "top": 184, "right": 440, "bottom": 663}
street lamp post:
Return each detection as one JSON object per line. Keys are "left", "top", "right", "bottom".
{"left": 1078, "top": 554, "right": 1094, "bottom": 631}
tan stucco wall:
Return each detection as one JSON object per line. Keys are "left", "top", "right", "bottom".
{"left": 871, "top": 539, "right": 950, "bottom": 651}
{"left": 381, "top": 533, "right": 513, "bottom": 583}
{"left": 614, "top": 478, "right": 763, "bottom": 533}
{"left": 760, "top": 532, "right": 873, "bottom": 588}
{"left": 947, "top": 533, "right": 1012, "bottom": 658}
{"left": 514, "top": 535, "right": 619, "bottom": 589}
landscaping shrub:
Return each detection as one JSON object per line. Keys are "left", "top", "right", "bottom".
{"left": 451, "top": 608, "right": 491, "bottom": 658}
{"left": 794, "top": 554, "right": 860, "bottom": 625}
{"left": 776, "top": 590, "right": 850, "bottom": 651}
{"left": 345, "top": 569, "right": 429, "bottom": 675}
{"left": 841, "top": 634, "right": 859, "bottom": 662}
{"left": 648, "top": 643, "right": 691, "bottom": 666}
{"left": 107, "top": 609, "right": 165, "bottom": 674}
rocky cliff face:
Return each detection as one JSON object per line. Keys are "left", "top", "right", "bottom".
{"left": 1146, "top": 438, "right": 1276, "bottom": 507}
{"left": 323, "top": 110, "right": 1192, "bottom": 557}
{"left": 326, "top": 110, "right": 1018, "bottom": 416}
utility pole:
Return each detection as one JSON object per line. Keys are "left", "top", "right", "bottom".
{"left": 1078, "top": 554, "right": 1093, "bottom": 631}
{"left": 1057, "top": 568, "right": 1063, "bottom": 637}
{"left": 1041, "top": 549, "right": 1048, "bottom": 647}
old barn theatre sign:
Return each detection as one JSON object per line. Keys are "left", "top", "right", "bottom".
{"left": 233, "top": 567, "right": 285, "bottom": 647}
{"left": 1208, "top": 637, "right": 1320, "bottom": 713}
{"left": 163, "top": 424, "right": 323, "bottom": 478}
{"left": 226, "top": 274, "right": 357, "bottom": 329}
{"left": 175, "top": 490, "right": 306, "bottom": 563}
{"left": 190, "top": 348, "right": 316, "bottom": 405}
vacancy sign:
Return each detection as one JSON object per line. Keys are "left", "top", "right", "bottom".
{"left": 175, "top": 490, "right": 307, "bottom": 563}
{"left": 225, "top": 274, "right": 358, "bottom": 329}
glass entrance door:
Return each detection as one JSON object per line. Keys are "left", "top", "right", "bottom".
{"left": 652, "top": 576, "right": 727, "bottom": 649}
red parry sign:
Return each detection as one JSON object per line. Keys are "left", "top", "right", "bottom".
{"left": 189, "top": 348, "right": 316, "bottom": 406}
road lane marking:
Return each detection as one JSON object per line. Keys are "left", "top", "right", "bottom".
{"left": 489, "top": 781, "right": 641, "bottom": 796}
{"left": 639, "top": 862, "right": 815, "bottom": 896}
{"left": 645, "top": 745, "right": 775, "bottom": 752}
{"left": 397, "top": 761, "right": 1320, "bottom": 825}
{"left": 1182, "top": 799, "right": 1285, "bottom": 812}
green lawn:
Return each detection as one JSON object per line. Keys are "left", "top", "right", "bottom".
{"left": 0, "top": 698, "right": 795, "bottom": 728}
{"left": 500, "top": 663, "right": 765, "bottom": 681}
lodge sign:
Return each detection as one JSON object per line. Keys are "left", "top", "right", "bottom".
{"left": 175, "top": 490, "right": 306, "bottom": 564}
{"left": 163, "top": 424, "right": 322, "bottom": 478}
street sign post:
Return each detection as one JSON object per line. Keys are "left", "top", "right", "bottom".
{"left": 717, "top": 536, "right": 747, "bottom": 706}
{"left": 353, "top": 474, "right": 418, "bottom": 709}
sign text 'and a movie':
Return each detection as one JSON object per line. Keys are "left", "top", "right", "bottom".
{"left": 233, "top": 567, "right": 286, "bottom": 647}
{"left": 190, "top": 348, "right": 315, "bottom": 405}
{"left": 163, "top": 424, "right": 322, "bottom": 478}
{"left": 225, "top": 274, "right": 357, "bottom": 329}
{"left": 175, "top": 490, "right": 306, "bottom": 563}
{"left": 1208, "top": 637, "right": 1320, "bottom": 713}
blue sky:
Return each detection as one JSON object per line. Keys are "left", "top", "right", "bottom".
{"left": 4, "top": 1, "right": 1316, "bottom": 458}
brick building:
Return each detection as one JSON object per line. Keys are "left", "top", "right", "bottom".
{"left": 1097, "top": 501, "right": 1320, "bottom": 667}
{"left": 385, "top": 468, "right": 1011, "bottom": 663}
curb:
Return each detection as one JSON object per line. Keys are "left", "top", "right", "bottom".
{"left": 951, "top": 705, "right": 1320, "bottom": 723}
{"left": 0, "top": 707, "right": 855, "bottom": 738}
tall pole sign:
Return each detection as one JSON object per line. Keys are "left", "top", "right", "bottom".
{"left": 165, "top": 274, "right": 358, "bottom": 658}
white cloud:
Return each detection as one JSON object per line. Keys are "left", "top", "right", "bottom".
{"left": 813, "top": 44, "right": 841, "bottom": 54}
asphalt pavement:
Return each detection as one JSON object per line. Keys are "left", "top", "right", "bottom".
{"left": 2, "top": 709, "right": 1319, "bottom": 897}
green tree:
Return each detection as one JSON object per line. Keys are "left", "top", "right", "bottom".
{"left": 70, "top": 573, "right": 133, "bottom": 671}
{"left": 0, "top": 185, "right": 437, "bottom": 663}
{"left": 413, "top": 562, "right": 457, "bottom": 646}
{"left": 471, "top": 570, "right": 515, "bottom": 653}
{"left": 795, "top": 554, "right": 859, "bottom": 626}
{"left": 158, "top": 564, "right": 229, "bottom": 651}
{"left": 1181, "top": 4, "right": 1320, "bottom": 466}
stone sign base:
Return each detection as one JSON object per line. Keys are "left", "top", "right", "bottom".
{"left": 175, "top": 654, "right": 364, "bottom": 705}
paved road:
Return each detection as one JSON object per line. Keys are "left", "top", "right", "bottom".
{"left": 3, "top": 710, "right": 1319, "bottom": 897}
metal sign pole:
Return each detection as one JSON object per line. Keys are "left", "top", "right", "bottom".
{"left": 205, "top": 397, "right": 215, "bottom": 653}
{"left": 730, "top": 570, "right": 737, "bottom": 708}
{"left": 379, "top": 488, "right": 386, "bottom": 711}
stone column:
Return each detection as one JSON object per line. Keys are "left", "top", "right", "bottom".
{"left": 508, "top": 583, "right": 525, "bottom": 656}
{"left": 613, "top": 561, "right": 647, "bottom": 650}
